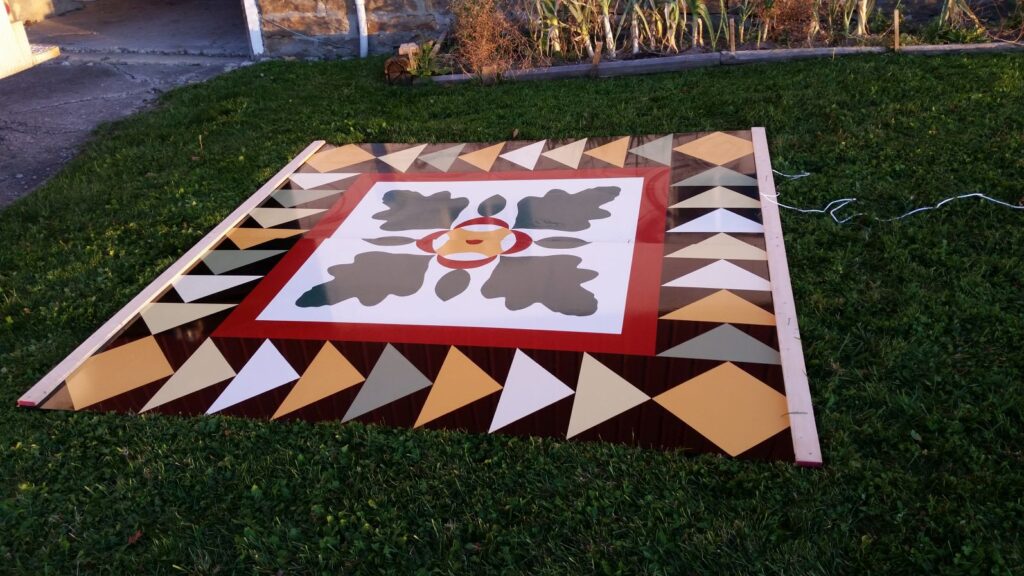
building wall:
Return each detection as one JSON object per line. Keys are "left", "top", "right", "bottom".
{"left": 257, "top": 0, "right": 452, "bottom": 58}
{"left": 10, "top": 0, "right": 83, "bottom": 23}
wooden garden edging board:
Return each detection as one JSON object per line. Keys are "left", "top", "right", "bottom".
{"left": 431, "top": 42, "right": 1023, "bottom": 84}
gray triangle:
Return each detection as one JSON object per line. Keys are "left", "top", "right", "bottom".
{"left": 271, "top": 188, "right": 342, "bottom": 208}
{"left": 628, "top": 134, "right": 674, "bottom": 166}
{"left": 658, "top": 324, "right": 781, "bottom": 364}
{"left": 418, "top": 144, "right": 466, "bottom": 172}
{"left": 203, "top": 250, "right": 285, "bottom": 274}
{"left": 343, "top": 344, "right": 433, "bottom": 421}
{"left": 673, "top": 166, "right": 758, "bottom": 187}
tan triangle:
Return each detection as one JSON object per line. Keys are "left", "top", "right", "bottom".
{"left": 542, "top": 138, "right": 587, "bottom": 169}
{"left": 671, "top": 187, "right": 762, "bottom": 209}
{"left": 305, "top": 144, "right": 376, "bottom": 172}
{"left": 250, "top": 208, "right": 325, "bottom": 228}
{"left": 667, "top": 233, "right": 767, "bottom": 260}
{"left": 566, "top": 354, "right": 649, "bottom": 438}
{"left": 273, "top": 343, "right": 365, "bottom": 419}
{"left": 140, "top": 303, "right": 236, "bottom": 334}
{"left": 458, "top": 142, "right": 505, "bottom": 172}
{"left": 140, "top": 339, "right": 237, "bottom": 412}
{"left": 660, "top": 290, "right": 775, "bottom": 325}
{"left": 65, "top": 336, "right": 174, "bottom": 410}
{"left": 41, "top": 384, "right": 75, "bottom": 410}
{"left": 378, "top": 144, "right": 428, "bottom": 173}
{"left": 415, "top": 347, "right": 502, "bottom": 427}
{"left": 583, "top": 136, "right": 631, "bottom": 168}
{"left": 674, "top": 132, "right": 754, "bottom": 166}
{"left": 226, "top": 227, "right": 305, "bottom": 249}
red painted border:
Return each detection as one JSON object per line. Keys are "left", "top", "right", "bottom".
{"left": 214, "top": 167, "right": 670, "bottom": 356}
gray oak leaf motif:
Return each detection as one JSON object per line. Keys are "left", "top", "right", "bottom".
{"left": 477, "top": 194, "right": 507, "bottom": 216}
{"left": 481, "top": 255, "right": 599, "bottom": 316}
{"left": 365, "top": 236, "right": 416, "bottom": 246}
{"left": 373, "top": 190, "right": 469, "bottom": 231}
{"left": 435, "top": 269, "right": 471, "bottom": 301}
{"left": 534, "top": 237, "right": 590, "bottom": 249}
{"left": 296, "top": 252, "right": 431, "bottom": 307}
{"left": 513, "top": 186, "right": 620, "bottom": 231}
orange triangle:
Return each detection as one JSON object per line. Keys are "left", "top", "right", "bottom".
{"left": 227, "top": 228, "right": 305, "bottom": 250}
{"left": 584, "top": 136, "right": 631, "bottom": 167}
{"left": 660, "top": 290, "right": 776, "bottom": 325}
{"left": 415, "top": 347, "right": 502, "bottom": 427}
{"left": 272, "top": 343, "right": 364, "bottom": 419}
{"left": 305, "top": 144, "right": 376, "bottom": 172}
{"left": 458, "top": 142, "right": 505, "bottom": 172}
{"left": 65, "top": 336, "right": 174, "bottom": 409}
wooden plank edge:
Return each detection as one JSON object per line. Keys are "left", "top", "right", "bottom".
{"left": 16, "top": 140, "right": 328, "bottom": 408}
{"left": 432, "top": 42, "right": 1020, "bottom": 84}
{"left": 721, "top": 46, "right": 885, "bottom": 64}
{"left": 897, "top": 42, "right": 1024, "bottom": 55}
{"left": 751, "top": 127, "right": 823, "bottom": 468}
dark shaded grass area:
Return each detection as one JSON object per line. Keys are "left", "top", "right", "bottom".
{"left": 1, "top": 54, "right": 1022, "bottom": 574}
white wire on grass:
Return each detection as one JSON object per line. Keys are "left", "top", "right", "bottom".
{"left": 772, "top": 169, "right": 812, "bottom": 180}
{"left": 760, "top": 193, "right": 862, "bottom": 224}
{"left": 875, "top": 193, "right": 1024, "bottom": 222}
{"left": 765, "top": 170, "right": 1023, "bottom": 223}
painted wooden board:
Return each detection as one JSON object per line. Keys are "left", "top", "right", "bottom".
{"left": 18, "top": 131, "right": 822, "bottom": 465}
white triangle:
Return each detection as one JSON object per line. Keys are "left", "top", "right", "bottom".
{"left": 140, "top": 340, "right": 236, "bottom": 412}
{"left": 541, "top": 138, "right": 587, "bottom": 169}
{"left": 668, "top": 208, "right": 764, "bottom": 233}
{"left": 673, "top": 166, "right": 758, "bottom": 187}
{"left": 419, "top": 144, "right": 466, "bottom": 172}
{"left": 489, "top": 350, "right": 575, "bottom": 432}
{"left": 288, "top": 172, "right": 357, "bottom": 190}
{"left": 566, "top": 354, "right": 649, "bottom": 438}
{"left": 378, "top": 144, "right": 428, "bottom": 173}
{"left": 663, "top": 259, "right": 771, "bottom": 291}
{"left": 499, "top": 140, "right": 547, "bottom": 170}
{"left": 207, "top": 340, "right": 299, "bottom": 414}
{"left": 671, "top": 186, "right": 761, "bottom": 209}
{"left": 173, "top": 275, "right": 261, "bottom": 303}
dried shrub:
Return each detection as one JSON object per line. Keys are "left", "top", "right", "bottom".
{"left": 764, "top": 0, "right": 819, "bottom": 44}
{"left": 450, "top": 0, "right": 534, "bottom": 74}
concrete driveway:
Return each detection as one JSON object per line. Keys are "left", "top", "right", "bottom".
{"left": 0, "top": 53, "right": 246, "bottom": 207}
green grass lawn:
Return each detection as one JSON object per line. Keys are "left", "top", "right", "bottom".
{"left": 1, "top": 53, "right": 1022, "bottom": 574}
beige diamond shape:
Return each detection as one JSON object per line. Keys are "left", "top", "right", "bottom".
{"left": 654, "top": 362, "right": 789, "bottom": 456}
{"left": 674, "top": 132, "right": 754, "bottom": 166}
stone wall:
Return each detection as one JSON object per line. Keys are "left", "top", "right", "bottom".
{"left": 258, "top": 0, "right": 452, "bottom": 58}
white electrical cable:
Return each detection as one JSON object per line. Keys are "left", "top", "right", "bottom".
{"left": 772, "top": 169, "right": 812, "bottom": 180}
{"left": 764, "top": 171, "right": 1023, "bottom": 223}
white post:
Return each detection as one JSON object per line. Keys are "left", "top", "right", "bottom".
{"left": 354, "top": 0, "right": 368, "bottom": 57}
{"left": 241, "top": 0, "right": 266, "bottom": 58}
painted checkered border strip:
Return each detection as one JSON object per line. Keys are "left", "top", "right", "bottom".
{"left": 19, "top": 132, "right": 821, "bottom": 465}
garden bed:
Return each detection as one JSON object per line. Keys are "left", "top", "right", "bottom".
{"left": 432, "top": 41, "right": 1022, "bottom": 83}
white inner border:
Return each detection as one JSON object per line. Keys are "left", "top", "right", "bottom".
{"left": 258, "top": 177, "right": 645, "bottom": 334}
